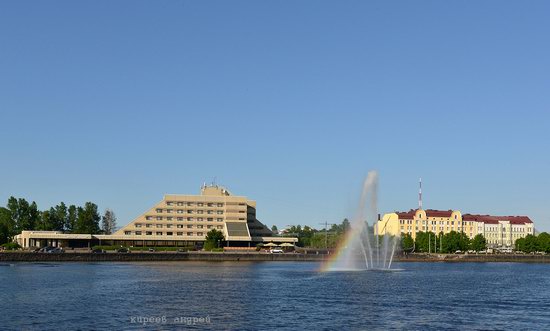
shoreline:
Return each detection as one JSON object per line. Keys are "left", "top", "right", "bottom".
{"left": 1, "top": 252, "right": 549, "bottom": 263}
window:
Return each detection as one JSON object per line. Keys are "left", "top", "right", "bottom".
{"left": 167, "top": 232, "right": 173, "bottom": 236}
{"left": 217, "top": 210, "right": 223, "bottom": 215}
{"left": 197, "top": 210, "right": 204, "bottom": 214}
{"left": 207, "top": 203, "right": 213, "bottom": 207}
{"left": 217, "top": 218, "right": 223, "bottom": 222}
{"left": 187, "top": 202, "right": 193, "bottom": 206}
{"left": 177, "top": 232, "right": 183, "bottom": 236}
{"left": 187, "top": 210, "right": 193, "bottom": 214}
{"left": 135, "top": 224, "right": 142, "bottom": 228}
{"left": 207, "top": 225, "right": 213, "bottom": 229}
{"left": 198, "top": 203, "right": 204, "bottom": 207}
{"left": 207, "top": 218, "right": 214, "bottom": 222}
{"left": 146, "top": 231, "right": 152, "bottom": 235}
{"left": 207, "top": 210, "right": 213, "bottom": 214}
{"left": 156, "top": 209, "right": 163, "bottom": 213}
{"left": 198, "top": 217, "right": 203, "bottom": 221}
{"left": 166, "top": 224, "right": 173, "bottom": 228}
{"left": 166, "top": 202, "right": 173, "bottom": 206}
{"left": 197, "top": 225, "right": 204, "bottom": 229}
{"left": 136, "top": 231, "right": 142, "bottom": 235}
{"left": 125, "top": 231, "right": 131, "bottom": 235}
{"left": 197, "top": 232, "right": 204, "bottom": 236}
{"left": 187, "top": 217, "right": 193, "bottom": 221}
{"left": 146, "top": 224, "right": 152, "bottom": 228}
{"left": 177, "top": 210, "right": 184, "bottom": 214}
{"left": 177, "top": 224, "right": 183, "bottom": 228}
{"left": 146, "top": 216, "right": 152, "bottom": 220}
{"left": 156, "top": 224, "right": 163, "bottom": 228}
{"left": 217, "top": 203, "right": 223, "bottom": 207}
{"left": 157, "top": 216, "right": 163, "bottom": 221}
{"left": 187, "top": 225, "right": 193, "bottom": 229}
{"left": 167, "top": 217, "right": 173, "bottom": 221}
{"left": 156, "top": 232, "right": 162, "bottom": 235}
{"left": 187, "top": 232, "right": 193, "bottom": 236}
{"left": 216, "top": 225, "right": 223, "bottom": 229}
{"left": 167, "top": 209, "right": 173, "bottom": 213}
{"left": 177, "top": 202, "right": 184, "bottom": 206}
{"left": 177, "top": 217, "right": 183, "bottom": 221}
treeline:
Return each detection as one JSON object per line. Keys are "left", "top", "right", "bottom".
{"left": 401, "top": 231, "right": 488, "bottom": 253}
{"left": 515, "top": 233, "right": 550, "bottom": 253}
{"left": 0, "top": 197, "right": 117, "bottom": 245}
{"left": 284, "top": 219, "right": 351, "bottom": 248}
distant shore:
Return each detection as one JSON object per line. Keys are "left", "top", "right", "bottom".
{"left": 1, "top": 251, "right": 549, "bottom": 263}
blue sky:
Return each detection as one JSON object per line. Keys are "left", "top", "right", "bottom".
{"left": 1, "top": 1, "right": 549, "bottom": 231}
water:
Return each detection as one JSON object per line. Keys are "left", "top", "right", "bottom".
{"left": 329, "top": 171, "right": 399, "bottom": 271}
{"left": 1, "top": 262, "right": 550, "bottom": 330}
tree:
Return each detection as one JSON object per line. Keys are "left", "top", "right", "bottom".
{"left": 53, "top": 203, "right": 68, "bottom": 231}
{"left": 401, "top": 233, "right": 414, "bottom": 253}
{"left": 441, "top": 231, "right": 470, "bottom": 253}
{"left": 65, "top": 205, "right": 78, "bottom": 233}
{"left": 101, "top": 209, "right": 117, "bottom": 235}
{"left": 204, "top": 229, "right": 225, "bottom": 250}
{"left": 470, "top": 234, "right": 487, "bottom": 252}
{"left": 537, "top": 232, "right": 550, "bottom": 253}
{"left": 517, "top": 234, "right": 539, "bottom": 253}
{"left": 74, "top": 202, "right": 101, "bottom": 234}
{"left": 271, "top": 225, "right": 278, "bottom": 233}
{"left": 0, "top": 207, "right": 13, "bottom": 244}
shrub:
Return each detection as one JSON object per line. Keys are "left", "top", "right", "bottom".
{"left": 2, "top": 242, "right": 21, "bottom": 250}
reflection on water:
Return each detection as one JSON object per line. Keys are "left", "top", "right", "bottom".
{"left": 1, "top": 262, "right": 550, "bottom": 330}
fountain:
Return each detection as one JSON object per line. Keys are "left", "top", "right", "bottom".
{"left": 323, "top": 171, "right": 400, "bottom": 271}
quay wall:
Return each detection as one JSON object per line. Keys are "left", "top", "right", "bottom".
{"left": 0, "top": 252, "right": 548, "bottom": 263}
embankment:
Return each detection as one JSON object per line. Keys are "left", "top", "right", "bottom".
{"left": 1, "top": 252, "right": 548, "bottom": 263}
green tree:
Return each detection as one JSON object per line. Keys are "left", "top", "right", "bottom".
{"left": 271, "top": 225, "right": 278, "bottom": 233}
{"left": 517, "top": 234, "right": 539, "bottom": 253}
{"left": 101, "top": 209, "right": 117, "bottom": 235}
{"left": 441, "top": 231, "right": 470, "bottom": 253}
{"left": 65, "top": 205, "right": 78, "bottom": 233}
{"left": 537, "top": 232, "right": 550, "bottom": 253}
{"left": 401, "top": 233, "right": 414, "bottom": 253}
{"left": 0, "top": 207, "right": 13, "bottom": 244}
{"left": 53, "top": 202, "right": 68, "bottom": 231}
{"left": 470, "top": 234, "right": 487, "bottom": 252}
{"left": 74, "top": 202, "right": 101, "bottom": 234}
{"left": 204, "top": 229, "right": 225, "bottom": 250}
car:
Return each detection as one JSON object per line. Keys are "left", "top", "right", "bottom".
{"left": 148, "top": 248, "right": 155, "bottom": 252}
{"left": 270, "top": 249, "right": 284, "bottom": 254}
{"left": 91, "top": 248, "right": 106, "bottom": 254}
{"left": 116, "top": 247, "right": 130, "bottom": 253}
{"left": 39, "top": 246, "right": 54, "bottom": 253}
{"left": 47, "top": 247, "right": 64, "bottom": 254}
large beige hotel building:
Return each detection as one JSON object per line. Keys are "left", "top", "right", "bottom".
{"left": 376, "top": 208, "right": 534, "bottom": 248}
{"left": 15, "top": 185, "right": 297, "bottom": 249}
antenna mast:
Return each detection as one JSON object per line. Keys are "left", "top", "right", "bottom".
{"left": 419, "top": 177, "right": 423, "bottom": 210}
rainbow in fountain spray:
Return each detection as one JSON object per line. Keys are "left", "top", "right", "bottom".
{"left": 321, "top": 171, "right": 399, "bottom": 272}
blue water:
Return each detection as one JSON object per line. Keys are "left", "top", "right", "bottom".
{"left": 1, "top": 262, "right": 550, "bottom": 330}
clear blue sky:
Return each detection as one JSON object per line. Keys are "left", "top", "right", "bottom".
{"left": 1, "top": 1, "right": 549, "bottom": 231}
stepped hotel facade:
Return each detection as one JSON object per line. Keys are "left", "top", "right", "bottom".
{"left": 15, "top": 185, "right": 297, "bottom": 249}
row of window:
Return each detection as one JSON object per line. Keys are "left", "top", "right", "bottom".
{"left": 400, "top": 220, "right": 473, "bottom": 226}
{"left": 124, "top": 231, "right": 207, "bottom": 236}
{"left": 145, "top": 217, "right": 226, "bottom": 222}
{"left": 165, "top": 202, "right": 225, "bottom": 207}
{"left": 155, "top": 209, "right": 227, "bottom": 214}
{"left": 135, "top": 224, "right": 223, "bottom": 230}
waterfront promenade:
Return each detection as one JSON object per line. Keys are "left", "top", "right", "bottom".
{"left": 1, "top": 251, "right": 548, "bottom": 263}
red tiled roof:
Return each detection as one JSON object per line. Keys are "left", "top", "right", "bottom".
{"left": 425, "top": 209, "right": 453, "bottom": 217}
{"left": 396, "top": 210, "right": 415, "bottom": 219}
{"left": 462, "top": 214, "right": 533, "bottom": 224}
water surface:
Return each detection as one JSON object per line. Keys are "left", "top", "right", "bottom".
{"left": 1, "top": 262, "right": 549, "bottom": 330}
